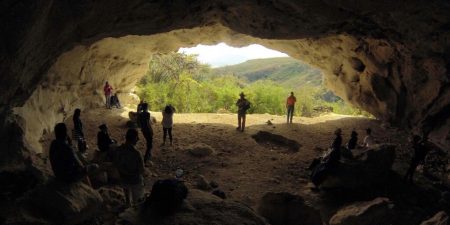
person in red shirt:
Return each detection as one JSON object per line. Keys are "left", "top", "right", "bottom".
{"left": 104, "top": 81, "right": 113, "bottom": 109}
{"left": 286, "top": 92, "right": 296, "bottom": 123}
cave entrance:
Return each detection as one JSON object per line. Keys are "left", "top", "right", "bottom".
{"left": 136, "top": 42, "right": 368, "bottom": 118}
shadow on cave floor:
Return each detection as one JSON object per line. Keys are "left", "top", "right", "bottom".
{"left": 29, "top": 108, "right": 449, "bottom": 225}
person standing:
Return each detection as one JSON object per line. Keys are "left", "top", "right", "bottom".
{"left": 138, "top": 103, "right": 153, "bottom": 164}
{"left": 236, "top": 92, "right": 251, "bottom": 132}
{"left": 104, "top": 81, "right": 113, "bottom": 109}
{"left": 114, "top": 129, "right": 145, "bottom": 207}
{"left": 161, "top": 105, "right": 175, "bottom": 146}
{"left": 72, "top": 108, "right": 87, "bottom": 154}
{"left": 286, "top": 92, "right": 296, "bottom": 123}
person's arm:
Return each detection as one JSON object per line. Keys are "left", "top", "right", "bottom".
{"left": 136, "top": 151, "right": 145, "bottom": 176}
{"left": 146, "top": 113, "right": 151, "bottom": 127}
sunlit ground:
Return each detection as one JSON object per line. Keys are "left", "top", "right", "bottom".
{"left": 119, "top": 105, "right": 365, "bottom": 127}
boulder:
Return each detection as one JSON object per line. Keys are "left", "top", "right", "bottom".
{"left": 117, "top": 189, "right": 267, "bottom": 225}
{"left": 420, "top": 211, "right": 448, "bottom": 225}
{"left": 186, "top": 143, "right": 215, "bottom": 157}
{"left": 22, "top": 180, "right": 103, "bottom": 225}
{"left": 320, "top": 144, "right": 396, "bottom": 189}
{"left": 98, "top": 186, "right": 126, "bottom": 211}
{"left": 329, "top": 197, "right": 394, "bottom": 225}
{"left": 257, "top": 192, "right": 322, "bottom": 225}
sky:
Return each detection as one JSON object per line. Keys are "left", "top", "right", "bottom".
{"left": 178, "top": 43, "right": 288, "bottom": 68}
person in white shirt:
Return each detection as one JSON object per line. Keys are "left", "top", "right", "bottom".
{"left": 363, "top": 128, "right": 376, "bottom": 147}
{"left": 161, "top": 105, "right": 175, "bottom": 146}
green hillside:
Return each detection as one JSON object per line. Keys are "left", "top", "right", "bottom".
{"left": 211, "top": 57, "right": 322, "bottom": 88}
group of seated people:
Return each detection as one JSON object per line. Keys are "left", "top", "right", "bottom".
{"left": 49, "top": 120, "right": 148, "bottom": 207}
{"left": 308, "top": 127, "right": 376, "bottom": 188}
{"left": 308, "top": 127, "right": 430, "bottom": 188}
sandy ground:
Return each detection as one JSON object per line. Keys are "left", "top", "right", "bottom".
{"left": 39, "top": 106, "right": 422, "bottom": 223}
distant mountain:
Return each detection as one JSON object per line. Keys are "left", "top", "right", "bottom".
{"left": 211, "top": 57, "right": 323, "bottom": 88}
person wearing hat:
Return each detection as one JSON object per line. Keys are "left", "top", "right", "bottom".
{"left": 235, "top": 92, "right": 251, "bottom": 132}
{"left": 97, "top": 124, "right": 116, "bottom": 153}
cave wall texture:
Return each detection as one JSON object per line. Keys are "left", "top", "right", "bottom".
{"left": 0, "top": 0, "right": 449, "bottom": 170}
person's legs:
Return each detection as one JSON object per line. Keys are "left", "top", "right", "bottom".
{"left": 287, "top": 107, "right": 291, "bottom": 123}
{"left": 142, "top": 130, "right": 153, "bottom": 161}
{"left": 287, "top": 105, "right": 294, "bottom": 123}
{"left": 123, "top": 185, "right": 132, "bottom": 207}
{"left": 237, "top": 114, "right": 242, "bottom": 129}
{"left": 241, "top": 114, "right": 246, "bottom": 131}
{"left": 405, "top": 160, "right": 418, "bottom": 183}
{"left": 106, "top": 95, "right": 111, "bottom": 108}
{"left": 168, "top": 128, "right": 173, "bottom": 145}
{"left": 162, "top": 128, "right": 167, "bottom": 145}
{"left": 289, "top": 106, "right": 294, "bottom": 123}
{"left": 130, "top": 182, "right": 144, "bottom": 206}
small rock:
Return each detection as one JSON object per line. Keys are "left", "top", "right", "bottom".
{"left": 258, "top": 192, "right": 322, "bottom": 225}
{"left": 210, "top": 181, "right": 219, "bottom": 188}
{"left": 186, "top": 143, "right": 215, "bottom": 157}
{"left": 195, "top": 175, "right": 211, "bottom": 190}
{"left": 212, "top": 189, "right": 226, "bottom": 199}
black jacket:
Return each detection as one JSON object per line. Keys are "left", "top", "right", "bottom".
{"left": 97, "top": 131, "right": 114, "bottom": 152}
{"left": 49, "top": 139, "right": 86, "bottom": 183}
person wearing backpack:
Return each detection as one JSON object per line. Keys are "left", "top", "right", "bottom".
{"left": 236, "top": 92, "right": 251, "bottom": 132}
{"left": 114, "top": 128, "right": 146, "bottom": 207}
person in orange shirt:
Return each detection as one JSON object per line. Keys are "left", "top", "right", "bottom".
{"left": 286, "top": 92, "right": 296, "bottom": 123}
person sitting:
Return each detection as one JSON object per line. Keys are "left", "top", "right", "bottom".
{"left": 363, "top": 128, "right": 376, "bottom": 147}
{"left": 97, "top": 124, "right": 116, "bottom": 155}
{"left": 309, "top": 128, "right": 343, "bottom": 188}
{"left": 404, "top": 135, "right": 429, "bottom": 183}
{"left": 114, "top": 128, "right": 146, "bottom": 207}
{"left": 110, "top": 93, "right": 122, "bottom": 109}
{"left": 49, "top": 123, "right": 98, "bottom": 184}
{"left": 340, "top": 129, "right": 358, "bottom": 159}
{"left": 347, "top": 130, "right": 358, "bottom": 150}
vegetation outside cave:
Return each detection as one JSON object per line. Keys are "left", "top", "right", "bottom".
{"left": 137, "top": 52, "right": 372, "bottom": 117}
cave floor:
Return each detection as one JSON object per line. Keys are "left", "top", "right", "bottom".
{"left": 36, "top": 107, "right": 447, "bottom": 224}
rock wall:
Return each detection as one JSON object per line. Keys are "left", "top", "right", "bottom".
{"left": 1, "top": 0, "right": 449, "bottom": 168}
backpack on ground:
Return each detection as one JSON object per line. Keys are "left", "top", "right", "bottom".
{"left": 143, "top": 179, "right": 188, "bottom": 217}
